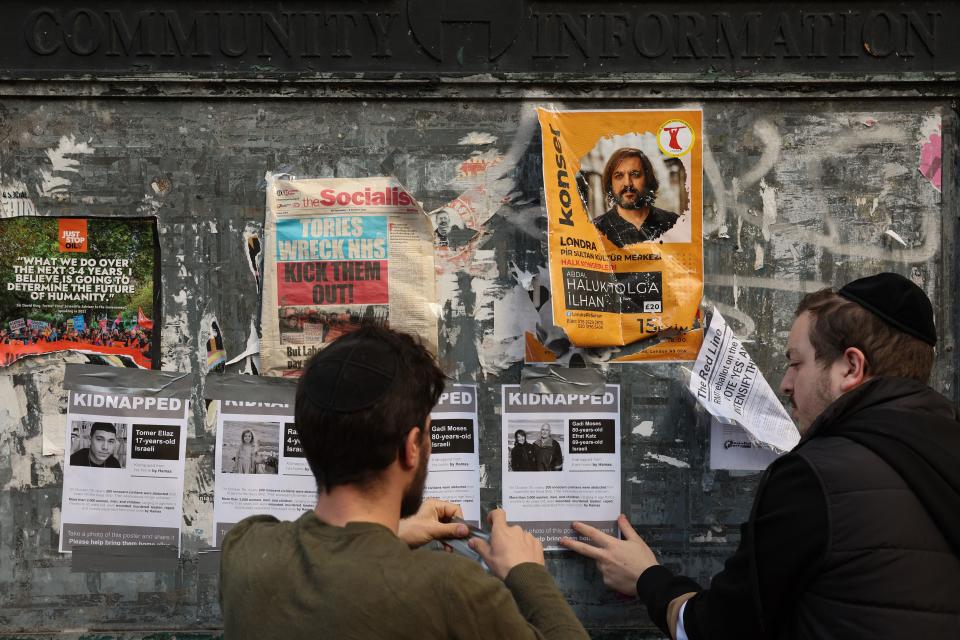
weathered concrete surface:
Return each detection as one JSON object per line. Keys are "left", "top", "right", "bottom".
{"left": 0, "top": 96, "right": 954, "bottom": 636}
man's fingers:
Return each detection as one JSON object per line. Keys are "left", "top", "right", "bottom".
{"left": 429, "top": 499, "right": 464, "bottom": 521}
{"left": 618, "top": 514, "right": 642, "bottom": 541}
{"left": 431, "top": 522, "right": 469, "bottom": 540}
{"left": 487, "top": 508, "right": 508, "bottom": 531}
{"left": 468, "top": 537, "right": 492, "bottom": 563}
{"left": 571, "top": 521, "right": 616, "bottom": 546}
{"left": 558, "top": 536, "right": 605, "bottom": 560}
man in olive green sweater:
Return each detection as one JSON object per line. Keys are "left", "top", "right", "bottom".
{"left": 220, "top": 326, "right": 588, "bottom": 640}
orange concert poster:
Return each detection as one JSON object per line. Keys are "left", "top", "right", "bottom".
{"left": 529, "top": 109, "right": 703, "bottom": 363}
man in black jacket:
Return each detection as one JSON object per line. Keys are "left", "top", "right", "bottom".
{"left": 562, "top": 272, "right": 960, "bottom": 639}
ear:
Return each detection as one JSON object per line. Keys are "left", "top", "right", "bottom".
{"left": 835, "top": 347, "right": 869, "bottom": 393}
{"left": 399, "top": 427, "right": 425, "bottom": 471}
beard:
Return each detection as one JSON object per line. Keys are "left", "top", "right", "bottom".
{"left": 399, "top": 449, "right": 429, "bottom": 518}
{"left": 612, "top": 187, "right": 655, "bottom": 210}
{"left": 794, "top": 373, "right": 836, "bottom": 434}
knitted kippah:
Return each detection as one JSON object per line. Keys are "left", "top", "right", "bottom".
{"left": 301, "top": 336, "right": 399, "bottom": 412}
{"left": 838, "top": 272, "right": 937, "bottom": 346}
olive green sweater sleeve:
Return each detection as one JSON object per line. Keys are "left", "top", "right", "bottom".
{"left": 443, "top": 559, "right": 588, "bottom": 640}
{"left": 504, "top": 563, "right": 589, "bottom": 640}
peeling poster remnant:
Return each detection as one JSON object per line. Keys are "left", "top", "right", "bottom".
{"left": 918, "top": 115, "right": 942, "bottom": 192}
{"left": 38, "top": 134, "right": 94, "bottom": 200}
{"left": 206, "top": 319, "right": 227, "bottom": 371}
{"left": 242, "top": 222, "right": 263, "bottom": 291}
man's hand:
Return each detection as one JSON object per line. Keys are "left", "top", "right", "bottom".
{"left": 469, "top": 509, "right": 544, "bottom": 580}
{"left": 397, "top": 499, "right": 469, "bottom": 548}
{"left": 559, "top": 514, "right": 658, "bottom": 596}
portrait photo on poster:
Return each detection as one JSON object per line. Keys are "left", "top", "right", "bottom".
{"left": 506, "top": 419, "right": 564, "bottom": 472}
{"left": 222, "top": 420, "right": 280, "bottom": 475}
{"left": 69, "top": 420, "right": 127, "bottom": 469}
{"left": 576, "top": 129, "right": 693, "bottom": 246}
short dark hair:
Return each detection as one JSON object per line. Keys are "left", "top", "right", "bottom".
{"left": 796, "top": 288, "right": 934, "bottom": 383}
{"left": 90, "top": 422, "right": 117, "bottom": 437}
{"left": 295, "top": 326, "right": 445, "bottom": 493}
{"left": 601, "top": 148, "right": 659, "bottom": 196}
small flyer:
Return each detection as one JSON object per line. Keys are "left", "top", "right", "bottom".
{"left": 206, "top": 374, "right": 315, "bottom": 547}
{"left": 60, "top": 364, "right": 190, "bottom": 554}
{"left": 424, "top": 384, "right": 481, "bottom": 524}
{"left": 501, "top": 384, "right": 621, "bottom": 549}
{"left": 689, "top": 311, "right": 799, "bottom": 453}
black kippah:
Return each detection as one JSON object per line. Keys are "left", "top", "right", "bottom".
{"left": 301, "top": 336, "right": 399, "bottom": 412}
{"left": 838, "top": 272, "right": 937, "bottom": 346}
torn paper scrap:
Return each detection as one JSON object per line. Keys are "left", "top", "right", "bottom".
{"left": 689, "top": 311, "right": 799, "bottom": 453}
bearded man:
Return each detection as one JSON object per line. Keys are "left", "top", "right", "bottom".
{"left": 592, "top": 148, "right": 679, "bottom": 247}
{"left": 220, "top": 326, "right": 588, "bottom": 640}
{"left": 534, "top": 423, "right": 564, "bottom": 471}
{"left": 562, "top": 273, "right": 960, "bottom": 639}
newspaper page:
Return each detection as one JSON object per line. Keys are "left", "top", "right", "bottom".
{"left": 0, "top": 216, "right": 159, "bottom": 368}
{"left": 424, "top": 384, "right": 481, "bottom": 524}
{"left": 59, "top": 364, "right": 189, "bottom": 554}
{"left": 501, "top": 384, "right": 621, "bottom": 549}
{"left": 528, "top": 109, "right": 703, "bottom": 364}
{"left": 710, "top": 417, "right": 782, "bottom": 471}
{"left": 206, "top": 374, "right": 315, "bottom": 547}
{"left": 261, "top": 175, "right": 438, "bottom": 376}
{"left": 690, "top": 311, "right": 799, "bottom": 453}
